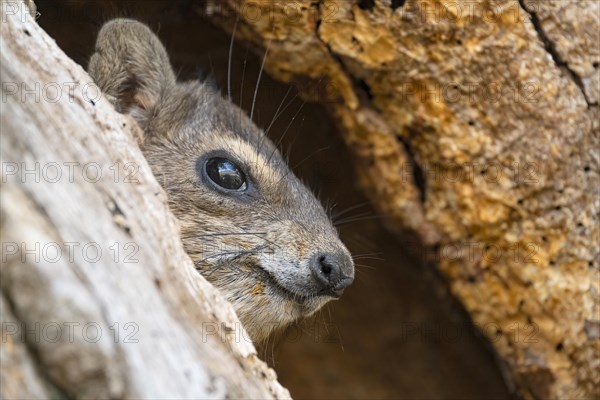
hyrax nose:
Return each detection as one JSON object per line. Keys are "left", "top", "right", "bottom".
{"left": 310, "top": 252, "right": 354, "bottom": 298}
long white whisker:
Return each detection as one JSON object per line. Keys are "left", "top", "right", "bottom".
{"left": 239, "top": 47, "right": 249, "bottom": 124}
{"left": 227, "top": 17, "right": 239, "bottom": 102}
{"left": 267, "top": 100, "right": 306, "bottom": 165}
{"left": 266, "top": 75, "right": 323, "bottom": 135}
{"left": 250, "top": 40, "right": 271, "bottom": 122}
{"left": 265, "top": 86, "right": 293, "bottom": 134}
{"left": 330, "top": 201, "right": 371, "bottom": 220}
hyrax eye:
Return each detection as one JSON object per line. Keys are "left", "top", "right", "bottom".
{"left": 205, "top": 157, "right": 247, "bottom": 191}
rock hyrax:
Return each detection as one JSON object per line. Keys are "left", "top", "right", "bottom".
{"left": 88, "top": 19, "right": 354, "bottom": 343}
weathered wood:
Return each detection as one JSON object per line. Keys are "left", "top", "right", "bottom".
{"left": 0, "top": 1, "right": 289, "bottom": 398}
{"left": 193, "top": 1, "right": 599, "bottom": 399}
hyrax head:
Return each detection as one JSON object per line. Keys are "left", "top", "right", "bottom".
{"left": 89, "top": 19, "right": 354, "bottom": 342}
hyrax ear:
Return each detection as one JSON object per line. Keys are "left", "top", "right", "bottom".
{"left": 88, "top": 19, "right": 176, "bottom": 132}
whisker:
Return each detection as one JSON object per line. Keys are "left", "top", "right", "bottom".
{"left": 282, "top": 117, "right": 303, "bottom": 166}
{"left": 351, "top": 251, "right": 383, "bottom": 257}
{"left": 352, "top": 253, "right": 383, "bottom": 260}
{"left": 267, "top": 75, "right": 322, "bottom": 138}
{"left": 315, "top": 184, "right": 324, "bottom": 204}
{"left": 286, "top": 116, "right": 306, "bottom": 165}
{"left": 319, "top": 308, "right": 330, "bottom": 336}
{"left": 323, "top": 199, "right": 336, "bottom": 220}
{"left": 239, "top": 47, "right": 249, "bottom": 122}
{"left": 227, "top": 16, "right": 239, "bottom": 102}
{"left": 333, "top": 214, "right": 385, "bottom": 226}
{"left": 250, "top": 39, "right": 271, "bottom": 122}
{"left": 330, "top": 201, "right": 372, "bottom": 220}
{"left": 352, "top": 256, "right": 384, "bottom": 261}
{"left": 266, "top": 100, "right": 307, "bottom": 166}
{"left": 206, "top": 53, "right": 216, "bottom": 83}
{"left": 270, "top": 332, "right": 276, "bottom": 366}
{"left": 238, "top": 226, "right": 281, "bottom": 249}
{"left": 337, "top": 211, "right": 373, "bottom": 221}
{"left": 276, "top": 146, "right": 329, "bottom": 185}
{"left": 292, "top": 146, "right": 329, "bottom": 171}
{"left": 265, "top": 88, "right": 297, "bottom": 135}
{"left": 354, "top": 263, "right": 377, "bottom": 270}
{"left": 196, "top": 232, "right": 267, "bottom": 237}
{"left": 194, "top": 243, "right": 269, "bottom": 267}
{"left": 333, "top": 211, "right": 372, "bottom": 224}
{"left": 195, "top": 250, "right": 247, "bottom": 266}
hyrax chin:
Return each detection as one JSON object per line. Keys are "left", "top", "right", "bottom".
{"left": 89, "top": 19, "right": 354, "bottom": 343}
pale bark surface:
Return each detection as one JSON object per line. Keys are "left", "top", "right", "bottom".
{"left": 193, "top": 1, "right": 599, "bottom": 399}
{"left": 0, "top": 2, "right": 289, "bottom": 398}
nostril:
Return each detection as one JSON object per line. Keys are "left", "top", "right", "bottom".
{"left": 319, "top": 256, "right": 333, "bottom": 276}
{"left": 310, "top": 252, "right": 353, "bottom": 298}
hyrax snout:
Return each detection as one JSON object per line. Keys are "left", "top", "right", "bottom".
{"left": 88, "top": 18, "right": 354, "bottom": 343}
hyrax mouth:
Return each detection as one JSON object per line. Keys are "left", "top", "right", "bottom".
{"left": 246, "top": 254, "right": 353, "bottom": 304}
{"left": 244, "top": 258, "right": 313, "bottom": 302}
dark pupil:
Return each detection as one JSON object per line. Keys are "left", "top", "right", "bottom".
{"left": 205, "top": 157, "right": 246, "bottom": 190}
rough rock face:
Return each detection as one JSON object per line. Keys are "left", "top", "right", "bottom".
{"left": 191, "top": 1, "right": 599, "bottom": 399}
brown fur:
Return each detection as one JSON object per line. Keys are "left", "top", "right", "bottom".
{"left": 88, "top": 19, "right": 354, "bottom": 343}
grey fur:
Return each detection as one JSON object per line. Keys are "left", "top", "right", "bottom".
{"left": 88, "top": 19, "right": 354, "bottom": 343}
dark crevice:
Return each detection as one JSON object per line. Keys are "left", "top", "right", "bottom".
{"left": 330, "top": 50, "right": 375, "bottom": 105}
{"left": 396, "top": 135, "right": 426, "bottom": 204}
{"left": 315, "top": 1, "right": 376, "bottom": 108}
{"left": 356, "top": 78, "right": 373, "bottom": 101}
{"left": 390, "top": 0, "right": 406, "bottom": 10}
{"left": 402, "top": 242, "right": 520, "bottom": 399}
{"left": 315, "top": 0, "right": 427, "bottom": 207}
{"left": 357, "top": 0, "right": 375, "bottom": 11}
{"left": 517, "top": 0, "right": 593, "bottom": 107}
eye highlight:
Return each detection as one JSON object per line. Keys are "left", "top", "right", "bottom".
{"left": 204, "top": 157, "right": 247, "bottom": 191}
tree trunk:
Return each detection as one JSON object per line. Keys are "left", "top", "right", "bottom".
{"left": 191, "top": 1, "right": 599, "bottom": 399}
{"left": 0, "top": 1, "right": 289, "bottom": 398}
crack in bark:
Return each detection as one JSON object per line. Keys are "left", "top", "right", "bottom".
{"left": 517, "top": 0, "right": 592, "bottom": 107}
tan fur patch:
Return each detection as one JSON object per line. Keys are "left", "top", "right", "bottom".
{"left": 251, "top": 281, "right": 265, "bottom": 296}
